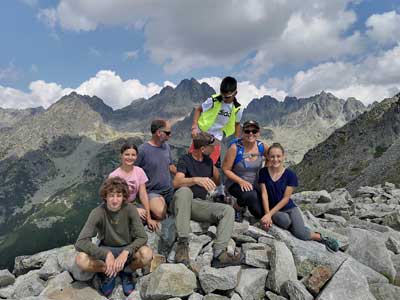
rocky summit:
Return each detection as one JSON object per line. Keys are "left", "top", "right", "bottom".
{"left": 1, "top": 183, "right": 399, "bottom": 300}
{"left": 294, "top": 93, "right": 400, "bottom": 193}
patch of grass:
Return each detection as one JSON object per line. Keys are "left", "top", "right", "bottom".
{"left": 374, "top": 145, "right": 389, "bottom": 158}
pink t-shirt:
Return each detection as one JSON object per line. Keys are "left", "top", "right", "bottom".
{"left": 109, "top": 166, "right": 148, "bottom": 202}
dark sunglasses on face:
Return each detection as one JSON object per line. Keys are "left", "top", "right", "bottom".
{"left": 222, "top": 91, "right": 237, "bottom": 99}
{"left": 244, "top": 129, "right": 259, "bottom": 134}
{"left": 162, "top": 130, "right": 171, "bottom": 136}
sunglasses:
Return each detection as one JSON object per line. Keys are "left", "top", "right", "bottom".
{"left": 244, "top": 129, "right": 259, "bottom": 134}
{"left": 162, "top": 130, "right": 171, "bottom": 136}
{"left": 207, "top": 136, "right": 215, "bottom": 145}
{"left": 222, "top": 91, "right": 237, "bottom": 99}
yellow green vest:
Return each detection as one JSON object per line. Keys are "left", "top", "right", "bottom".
{"left": 198, "top": 93, "right": 241, "bottom": 138}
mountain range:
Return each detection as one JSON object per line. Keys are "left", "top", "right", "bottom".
{"left": 0, "top": 78, "right": 393, "bottom": 270}
{"left": 294, "top": 92, "right": 400, "bottom": 194}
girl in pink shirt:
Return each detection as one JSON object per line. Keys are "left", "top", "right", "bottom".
{"left": 109, "top": 143, "right": 159, "bottom": 231}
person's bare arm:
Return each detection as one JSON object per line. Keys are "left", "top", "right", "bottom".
{"left": 173, "top": 172, "right": 216, "bottom": 192}
{"left": 234, "top": 122, "right": 241, "bottom": 138}
{"left": 169, "top": 164, "right": 177, "bottom": 175}
{"left": 191, "top": 106, "right": 203, "bottom": 137}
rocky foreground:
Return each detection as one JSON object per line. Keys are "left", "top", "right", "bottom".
{"left": 1, "top": 183, "right": 400, "bottom": 300}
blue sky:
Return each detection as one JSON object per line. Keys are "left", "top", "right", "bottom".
{"left": 1, "top": 0, "right": 400, "bottom": 109}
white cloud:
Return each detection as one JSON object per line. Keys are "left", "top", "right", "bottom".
{"left": 38, "top": 0, "right": 363, "bottom": 77}
{"left": 163, "top": 81, "right": 176, "bottom": 88}
{"left": 290, "top": 44, "right": 400, "bottom": 104}
{"left": 0, "top": 71, "right": 163, "bottom": 110}
{"left": 0, "top": 81, "right": 71, "bottom": 109}
{"left": 123, "top": 50, "right": 139, "bottom": 61}
{"left": 366, "top": 11, "right": 400, "bottom": 46}
{"left": 75, "top": 70, "right": 162, "bottom": 108}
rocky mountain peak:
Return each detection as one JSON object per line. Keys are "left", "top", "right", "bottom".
{"left": 294, "top": 93, "right": 400, "bottom": 193}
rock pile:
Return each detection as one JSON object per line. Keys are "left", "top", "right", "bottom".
{"left": 1, "top": 183, "right": 400, "bottom": 300}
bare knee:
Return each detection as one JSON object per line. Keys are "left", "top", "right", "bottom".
{"left": 150, "top": 197, "right": 167, "bottom": 220}
{"left": 136, "top": 246, "right": 153, "bottom": 266}
{"left": 75, "top": 252, "right": 90, "bottom": 270}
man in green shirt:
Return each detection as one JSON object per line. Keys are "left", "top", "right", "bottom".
{"left": 75, "top": 177, "right": 153, "bottom": 297}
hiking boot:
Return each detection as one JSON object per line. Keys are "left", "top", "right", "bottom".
{"left": 320, "top": 235, "right": 339, "bottom": 252}
{"left": 120, "top": 271, "right": 135, "bottom": 296}
{"left": 175, "top": 237, "right": 189, "bottom": 266}
{"left": 211, "top": 249, "right": 242, "bottom": 268}
{"left": 99, "top": 273, "right": 116, "bottom": 297}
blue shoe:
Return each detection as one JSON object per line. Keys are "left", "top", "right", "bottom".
{"left": 321, "top": 236, "right": 340, "bottom": 252}
{"left": 120, "top": 271, "right": 135, "bottom": 296}
{"left": 99, "top": 274, "right": 116, "bottom": 297}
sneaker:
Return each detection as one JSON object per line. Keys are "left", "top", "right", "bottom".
{"left": 321, "top": 235, "right": 340, "bottom": 252}
{"left": 211, "top": 250, "right": 242, "bottom": 268}
{"left": 175, "top": 237, "right": 190, "bottom": 266}
{"left": 120, "top": 271, "right": 135, "bottom": 296}
{"left": 99, "top": 273, "right": 116, "bottom": 297}
{"left": 234, "top": 209, "right": 243, "bottom": 223}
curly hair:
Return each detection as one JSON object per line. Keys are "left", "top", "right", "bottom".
{"left": 100, "top": 177, "right": 129, "bottom": 202}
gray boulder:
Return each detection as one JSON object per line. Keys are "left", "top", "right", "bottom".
{"left": 42, "top": 281, "right": 107, "bottom": 300}
{"left": 383, "top": 211, "right": 400, "bottom": 231}
{"left": 392, "top": 254, "right": 400, "bottom": 286}
{"left": 267, "top": 226, "right": 339, "bottom": 277}
{"left": 347, "top": 227, "right": 396, "bottom": 282}
{"left": 316, "top": 259, "right": 376, "bottom": 300}
{"left": 204, "top": 294, "right": 230, "bottom": 300}
{"left": 39, "top": 271, "right": 74, "bottom": 297}
{"left": 57, "top": 247, "right": 94, "bottom": 281}
{"left": 0, "top": 284, "right": 15, "bottom": 298}
{"left": 369, "top": 283, "right": 400, "bottom": 300}
{"left": 266, "top": 241, "right": 297, "bottom": 294}
{"left": 281, "top": 280, "right": 313, "bottom": 300}
{"left": 13, "top": 247, "right": 64, "bottom": 276}
{"left": 244, "top": 225, "right": 275, "bottom": 240}
{"left": 386, "top": 236, "right": 400, "bottom": 254}
{"left": 265, "top": 291, "right": 287, "bottom": 300}
{"left": 244, "top": 249, "right": 269, "bottom": 268}
{"left": 292, "top": 190, "right": 332, "bottom": 204}
{"left": 146, "top": 263, "right": 197, "bottom": 300}
{"left": 199, "top": 266, "right": 241, "bottom": 293}
{"left": 235, "top": 268, "right": 268, "bottom": 300}
{"left": 0, "top": 269, "right": 15, "bottom": 287}
{"left": 189, "top": 292, "right": 204, "bottom": 300}
{"left": 38, "top": 255, "right": 61, "bottom": 280}
{"left": 13, "top": 270, "right": 45, "bottom": 299}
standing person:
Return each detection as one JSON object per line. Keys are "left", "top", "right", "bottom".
{"left": 75, "top": 177, "right": 153, "bottom": 297}
{"left": 259, "top": 143, "right": 339, "bottom": 252}
{"left": 172, "top": 132, "right": 242, "bottom": 268}
{"left": 191, "top": 76, "right": 243, "bottom": 200}
{"left": 109, "top": 143, "right": 159, "bottom": 231}
{"left": 135, "top": 119, "right": 177, "bottom": 220}
{"left": 222, "top": 120, "right": 268, "bottom": 222}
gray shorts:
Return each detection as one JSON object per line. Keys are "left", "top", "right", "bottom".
{"left": 99, "top": 245, "right": 133, "bottom": 264}
{"left": 148, "top": 188, "right": 174, "bottom": 204}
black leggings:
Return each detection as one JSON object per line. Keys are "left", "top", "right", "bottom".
{"left": 228, "top": 183, "right": 264, "bottom": 219}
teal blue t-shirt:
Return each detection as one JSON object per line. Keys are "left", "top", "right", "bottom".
{"left": 258, "top": 168, "right": 298, "bottom": 210}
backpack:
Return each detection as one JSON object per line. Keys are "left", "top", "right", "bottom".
{"left": 228, "top": 138, "right": 264, "bottom": 166}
